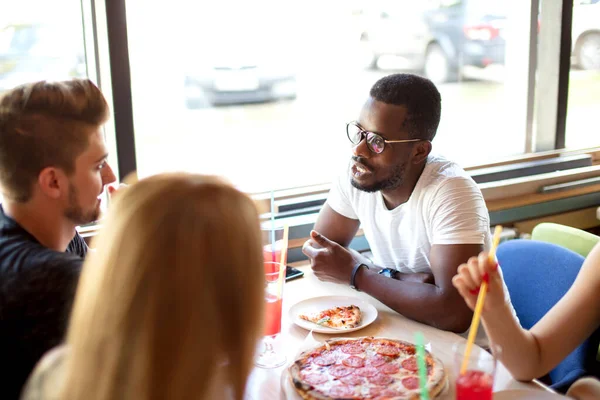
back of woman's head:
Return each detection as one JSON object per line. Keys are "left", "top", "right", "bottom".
{"left": 63, "top": 173, "right": 264, "bottom": 400}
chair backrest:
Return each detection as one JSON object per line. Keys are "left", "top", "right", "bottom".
{"left": 531, "top": 223, "right": 600, "bottom": 258}
{"left": 496, "top": 239, "right": 600, "bottom": 392}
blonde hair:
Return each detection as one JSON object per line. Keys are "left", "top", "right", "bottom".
{"left": 0, "top": 79, "right": 109, "bottom": 202}
{"left": 62, "top": 173, "right": 265, "bottom": 400}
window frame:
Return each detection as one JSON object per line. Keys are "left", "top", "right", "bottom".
{"left": 83, "top": 0, "right": 599, "bottom": 262}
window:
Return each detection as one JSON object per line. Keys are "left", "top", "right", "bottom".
{"left": 566, "top": 0, "right": 600, "bottom": 149}
{"left": 124, "top": 0, "right": 543, "bottom": 193}
{"left": 0, "top": 0, "right": 95, "bottom": 205}
{"left": 1, "top": 1, "right": 596, "bottom": 237}
{"left": 0, "top": 0, "right": 594, "bottom": 258}
{"left": 0, "top": 1, "right": 87, "bottom": 92}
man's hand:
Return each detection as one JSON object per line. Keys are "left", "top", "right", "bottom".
{"left": 302, "top": 230, "right": 358, "bottom": 284}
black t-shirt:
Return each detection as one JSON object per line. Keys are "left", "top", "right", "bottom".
{"left": 0, "top": 206, "right": 86, "bottom": 399}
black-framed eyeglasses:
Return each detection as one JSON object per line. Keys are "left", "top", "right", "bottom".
{"left": 346, "top": 121, "right": 421, "bottom": 154}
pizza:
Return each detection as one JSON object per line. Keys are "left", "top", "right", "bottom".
{"left": 288, "top": 337, "right": 447, "bottom": 399}
{"left": 299, "top": 305, "right": 362, "bottom": 329}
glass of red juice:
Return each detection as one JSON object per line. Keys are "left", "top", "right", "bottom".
{"left": 254, "top": 261, "right": 287, "bottom": 368}
{"left": 261, "top": 225, "right": 285, "bottom": 264}
{"left": 453, "top": 341, "right": 501, "bottom": 400}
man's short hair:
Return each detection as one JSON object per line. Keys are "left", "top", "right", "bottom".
{"left": 369, "top": 74, "right": 441, "bottom": 141}
{"left": 0, "top": 79, "right": 109, "bottom": 202}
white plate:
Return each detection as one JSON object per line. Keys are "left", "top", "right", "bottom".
{"left": 288, "top": 295, "right": 378, "bottom": 334}
{"left": 493, "top": 389, "right": 568, "bottom": 399}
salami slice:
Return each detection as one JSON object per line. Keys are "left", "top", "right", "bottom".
{"left": 313, "top": 353, "right": 337, "bottom": 366}
{"left": 340, "top": 374, "right": 364, "bottom": 385}
{"left": 369, "top": 373, "right": 394, "bottom": 386}
{"left": 329, "top": 365, "right": 354, "bottom": 378}
{"left": 367, "top": 354, "right": 389, "bottom": 367}
{"left": 342, "top": 356, "right": 365, "bottom": 368}
{"left": 302, "top": 372, "right": 328, "bottom": 385}
{"left": 354, "top": 366, "right": 379, "bottom": 377}
{"left": 375, "top": 344, "right": 400, "bottom": 357}
{"left": 328, "top": 384, "right": 357, "bottom": 399}
{"left": 341, "top": 343, "right": 364, "bottom": 355}
{"left": 401, "top": 356, "right": 419, "bottom": 372}
{"left": 402, "top": 376, "right": 420, "bottom": 390}
{"left": 368, "top": 387, "right": 383, "bottom": 397}
{"left": 379, "top": 362, "right": 400, "bottom": 375}
{"left": 399, "top": 343, "right": 416, "bottom": 355}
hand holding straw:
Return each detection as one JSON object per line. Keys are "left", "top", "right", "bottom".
{"left": 460, "top": 225, "right": 503, "bottom": 375}
{"left": 415, "top": 332, "right": 430, "bottom": 400}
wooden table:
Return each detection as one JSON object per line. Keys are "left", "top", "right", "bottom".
{"left": 245, "top": 264, "right": 553, "bottom": 400}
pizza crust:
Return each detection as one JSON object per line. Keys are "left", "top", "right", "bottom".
{"left": 288, "top": 337, "right": 447, "bottom": 400}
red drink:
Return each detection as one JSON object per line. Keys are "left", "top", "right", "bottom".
{"left": 255, "top": 261, "right": 286, "bottom": 368}
{"left": 456, "top": 370, "right": 493, "bottom": 400}
{"left": 264, "top": 294, "right": 283, "bottom": 336}
{"left": 263, "top": 242, "right": 283, "bottom": 264}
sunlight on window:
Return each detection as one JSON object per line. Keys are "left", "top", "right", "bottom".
{"left": 566, "top": 0, "right": 600, "bottom": 149}
{"left": 0, "top": 0, "right": 85, "bottom": 92}
{"left": 124, "top": 0, "right": 541, "bottom": 193}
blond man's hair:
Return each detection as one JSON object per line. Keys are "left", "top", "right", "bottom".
{"left": 0, "top": 79, "right": 109, "bottom": 202}
{"left": 62, "top": 173, "right": 265, "bottom": 400}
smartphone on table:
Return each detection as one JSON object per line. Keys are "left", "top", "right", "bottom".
{"left": 285, "top": 266, "right": 304, "bottom": 281}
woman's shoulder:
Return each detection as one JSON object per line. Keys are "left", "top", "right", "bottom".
{"left": 21, "top": 345, "right": 69, "bottom": 400}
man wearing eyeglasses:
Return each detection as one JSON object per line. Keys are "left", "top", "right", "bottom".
{"left": 303, "top": 73, "right": 516, "bottom": 337}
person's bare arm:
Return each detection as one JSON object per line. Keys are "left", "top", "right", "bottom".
{"left": 304, "top": 227, "right": 480, "bottom": 332}
{"left": 312, "top": 205, "right": 433, "bottom": 283}
{"left": 355, "top": 243, "right": 480, "bottom": 332}
{"left": 567, "top": 377, "right": 600, "bottom": 400}
{"left": 454, "top": 245, "right": 600, "bottom": 381}
{"left": 515, "top": 243, "right": 600, "bottom": 380}
{"left": 313, "top": 203, "right": 360, "bottom": 248}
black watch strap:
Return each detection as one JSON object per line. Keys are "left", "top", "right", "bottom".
{"left": 350, "top": 263, "right": 369, "bottom": 291}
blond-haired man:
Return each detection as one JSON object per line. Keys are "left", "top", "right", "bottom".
{"left": 0, "top": 79, "right": 116, "bottom": 398}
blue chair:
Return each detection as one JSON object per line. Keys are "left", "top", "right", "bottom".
{"left": 496, "top": 239, "right": 600, "bottom": 392}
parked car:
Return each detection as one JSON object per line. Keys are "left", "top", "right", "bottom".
{"left": 359, "top": 0, "right": 506, "bottom": 83}
{"left": 183, "top": 56, "right": 297, "bottom": 109}
{"left": 360, "top": 0, "right": 599, "bottom": 83}
{"left": 0, "top": 23, "right": 85, "bottom": 92}
{"left": 182, "top": 17, "right": 297, "bottom": 109}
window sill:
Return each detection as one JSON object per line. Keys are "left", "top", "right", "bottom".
{"left": 79, "top": 147, "right": 600, "bottom": 260}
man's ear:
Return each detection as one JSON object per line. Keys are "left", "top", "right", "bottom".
{"left": 38, "top": 167, "right": 67, "bottom": 199}
{"left": 412, "top": 140, "right": 432, "bottom": 164}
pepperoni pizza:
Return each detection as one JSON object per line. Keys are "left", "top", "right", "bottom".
{"left": 288, "top": 337, "right": 446, "bottom": 399}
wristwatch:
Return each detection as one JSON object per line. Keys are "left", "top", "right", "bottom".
{"left": 378, "top": 268, "right": 399, "bottom": 279}
{"left": 350, "top": 262, "right": 369, "bottom": 291}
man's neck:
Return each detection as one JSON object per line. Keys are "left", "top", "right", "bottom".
{"left": 381, "top": 163, "right": 427, "bottom": 210}
{"left": 3, "top": 201, "right": 76, "bottom": 252}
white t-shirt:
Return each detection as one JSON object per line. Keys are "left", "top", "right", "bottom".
{"left": 326, "top": 154, "right": 517, "bottom": 345}
{"left": 328, "top": 154, "right": 490, "bottom": 271}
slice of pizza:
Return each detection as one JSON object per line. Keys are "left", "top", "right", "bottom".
{"left": 299, "top": 305, "right": 362, "bottom": 329}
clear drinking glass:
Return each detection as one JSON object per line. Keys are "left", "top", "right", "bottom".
{"left": 254, "top": 261, "right": 286, "bottom": 368}
{"left": 261, "top": 225, "right": 285, "bottom": 264}
{"left": 453, "top": 341, "right": 501, "bottom": 400}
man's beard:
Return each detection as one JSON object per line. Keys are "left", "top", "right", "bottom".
{"left": 350, "top": 162, "right": 407, "bottom": 193}
{"left": 64, "top": 184, "right": 100, "bottom": 225}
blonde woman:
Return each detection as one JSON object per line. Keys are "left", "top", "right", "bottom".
{"left": 21, "top": 173, "right": 265, "bottom": 400}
